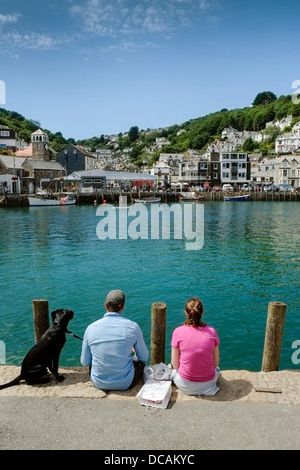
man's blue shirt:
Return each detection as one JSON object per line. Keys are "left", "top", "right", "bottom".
{"left": 81, "top": 312, "right": 149, "bottom": 391}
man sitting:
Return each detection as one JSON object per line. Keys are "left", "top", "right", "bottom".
{"left": 81, "top": 289, "right": 149, "bottom": 391}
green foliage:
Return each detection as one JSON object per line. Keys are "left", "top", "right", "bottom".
{"left": 252, "top": 91, "right": 277, "bottom": 106}
{"left": 242, "top": 137, "right": 256, "bottom": 152}
{"left": 2, "top": 91, "right": 300, "bottom": 164}
{"left": 0, "top": 107, "right": 69, "bottom": 152}
{"left": 128, "top": 126, "right": 139, "bottom": 142}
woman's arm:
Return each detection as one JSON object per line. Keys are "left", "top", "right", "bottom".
{"left": 213, "top": 345, "right": 219, "bottom": 368}
{"left": 171, "top": 346, "right": 180, "bottom": 369}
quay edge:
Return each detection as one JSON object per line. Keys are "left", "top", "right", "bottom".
{"left": 1, "top": 191, "right": 300, "bottom": 208}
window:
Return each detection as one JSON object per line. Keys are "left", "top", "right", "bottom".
{"left": 0, "top": 131, "right": 10, "bottom": 137}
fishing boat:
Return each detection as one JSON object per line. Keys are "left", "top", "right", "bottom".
{"left": 224, "top": 194, "right": 251, "bottom": 202}
{"left": 134, "top": 196, "right": 161, "bottom": 203}
{"left": 28, "top": 191, "right": 76, "bottom": 207}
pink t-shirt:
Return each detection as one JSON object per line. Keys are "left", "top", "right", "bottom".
{"left": 171, "top": 324, "right": 220, "bottom": 382}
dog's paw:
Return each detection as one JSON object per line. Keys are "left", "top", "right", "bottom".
{"left": 56, "top": 375, "right": 65, "bottom": 382}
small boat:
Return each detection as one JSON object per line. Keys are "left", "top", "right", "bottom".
{"left": 28, "top": 192, "right": 76, "bottom": 207}
{"left": 224, "top": 194, "right": 251, "bottom": 202}
{"left": 135, "top": 196, "right": 161, "bottom": 203}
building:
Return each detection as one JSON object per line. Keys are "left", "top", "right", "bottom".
{"left": 22, "top": 160, "right": 66, "bottom": 193}
{"left": 274, "top": 156, "right": 300, "bottom": 187}
{"left": 275, "top": 133, "right": 300, "bottom": 154}
{"left": 65, "top": 169, "right": 157, "bottom": 192}
{"left": 31, "top": 129, "right": 50, "bottom": 161}
{"left": 251, "top": 155, "right": 300, "bottom": 188}
{"left": 150, "top": 161, "right": 171, "bottom": 186}
{"left": 158, "top": 153, "right": 183, "bottom": 184}
{"left": 0, "top": 156, "right": 25, "bottom": 193}
{"left": 0, "top": 125, "right": 24, "bottom": 151}
{"left": 251, "top": 159, "right": 275, "bottom": 186}
{"left": 56, "top": 144, "right": 97, "bottom": 175}
{"left": 275, "top": 121, "right": 300, "bottom": 154}
{"left": 220, "top": 152, "right": 250, "bottom": 186}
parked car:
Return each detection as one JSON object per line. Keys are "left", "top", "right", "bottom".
{"left": 263, "top": 184, "right": 279, "bottom": 192}
{"left": 278, "top": 184, "right": 292, "bottom": 192}
{"left": 241, "top": 184, "right": 251, "bottom": 191}
{"left": 222, "top": 184, "right": 233, "bottom": 192}
{"left": 212, "top": 186, "right": 221, "bottom": 191}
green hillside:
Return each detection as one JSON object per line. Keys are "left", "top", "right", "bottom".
{"left": 1, "top": 92, "right": 300, "bottom": 163}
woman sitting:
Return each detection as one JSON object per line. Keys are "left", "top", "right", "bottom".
{"left": 171, "top": 297, "right": 220, "bottom": 396}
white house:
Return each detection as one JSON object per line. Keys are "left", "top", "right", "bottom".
{"left": 150, "top": 161, "right": 171, "bottom": 185}
{"left": 251, "top": 159, "right": 275, "bottom": 185}
{"left": 275, "top": 132, "right": 300, "bottom": 154}
{"left": 251, "top": 155, "right": 300, "bottom": 188}
{"left": 220, "top": 153, "right": 249, "bottom": 185}
{"left": 273, "top": 156, "right": 300, "bottom": 187}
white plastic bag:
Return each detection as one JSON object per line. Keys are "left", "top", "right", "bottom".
{"left": 143, "top": 362, "right": 172, "bottom": 382}
{"left": 137, "top": 379, "right": 172, "bottom": 409}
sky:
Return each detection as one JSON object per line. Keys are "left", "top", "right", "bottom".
{"left": 1, "top": 0, "right": 300, "bottom": 141}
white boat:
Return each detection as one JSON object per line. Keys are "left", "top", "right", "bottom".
{"left": 134, "top": 196, "right": 161, "bottom": 203}
{"left": 28, "top": 192, "right": 76, "bottom": 207}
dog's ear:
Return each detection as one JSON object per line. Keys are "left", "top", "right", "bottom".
{"left": 66, "top": 309, "right": 74, "bottom": 319}
{"left": 51, "top": 309, "right": 61, "bottom": 322}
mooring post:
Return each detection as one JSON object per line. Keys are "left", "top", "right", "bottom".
{"left": 150, "top": 302, "right": 167, "bottom": 364}
{"left": 262, "top": 301, "right": 287, "bottom": 372}
{"left": 32, "top": 299, "right": 50, "bottom": 342}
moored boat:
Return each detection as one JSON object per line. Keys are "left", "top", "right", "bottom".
{"left": 224, "top": 194, "right": 251, "bottom": 201}
{"left": 134, "top": 196, "right": 161, "bottom": 203}
{"left": 28, "top": 192, "right": 76, "bottom": 206}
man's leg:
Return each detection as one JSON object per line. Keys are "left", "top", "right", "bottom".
{"left": 128, "top": 361, "right": 145, "bottom": 389}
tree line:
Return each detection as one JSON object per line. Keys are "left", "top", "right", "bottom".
{"left": 1, "top": 91, "right": 300, "bottom": 162}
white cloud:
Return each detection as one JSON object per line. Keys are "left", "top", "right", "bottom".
{"left": 70, "top": 0, "right": 219, "bottom": 38}
{"left": 0, "top": 13, "right": 20, "bottom": 25}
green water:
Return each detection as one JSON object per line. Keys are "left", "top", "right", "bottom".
{"left": 0, "top": 201, "right": 299, "bottom": 371}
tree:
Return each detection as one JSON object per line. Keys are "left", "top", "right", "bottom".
{"left": 252, "top": 91, "right": 277, "bottom": 106}
{"left": 242, "top": 137, "right": 256, "bottom": 152}
{"left": 128, "top": 126, "right": 139, "bottom": 142}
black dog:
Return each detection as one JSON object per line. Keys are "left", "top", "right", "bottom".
{"left": 0, "top": 309, "right": 74, "bottom": 390}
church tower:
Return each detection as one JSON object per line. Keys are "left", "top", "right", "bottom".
{"left": 31, "top": 129, "right": 49, "bottom": 161}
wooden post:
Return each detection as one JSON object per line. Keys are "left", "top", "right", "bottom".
{"left": 32, "top": 299, "right": 50, "bottom": 342}
{"left": 150, "top": 302, "right": 167, "bottom": 364}
{"left": 262, "top": 301, "right": 287, "bottom": 372}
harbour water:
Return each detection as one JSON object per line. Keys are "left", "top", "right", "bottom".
{"left": 0, "top": 201, "right": 299, "bottom": 372}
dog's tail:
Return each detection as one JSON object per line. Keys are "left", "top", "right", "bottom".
{"left": 0, "top": 375, "right": 22, "bottom": 390}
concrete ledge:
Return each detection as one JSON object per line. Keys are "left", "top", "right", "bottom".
{"left": 0, "top": 366, "right": 299, "bottom": 404}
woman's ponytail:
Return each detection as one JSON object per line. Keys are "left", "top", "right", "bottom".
{"left": 184, "top": 298, "right": 206, "bottom": 327}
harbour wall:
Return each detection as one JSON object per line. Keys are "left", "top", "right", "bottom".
{"left": 1, "top": 190, "right": 300, "bottom": 207}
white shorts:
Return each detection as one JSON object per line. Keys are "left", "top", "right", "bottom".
{"left": 172, "top": 367, "right": 220, "bottom": 396}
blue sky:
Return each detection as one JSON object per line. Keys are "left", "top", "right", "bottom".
{"left": 0, "top": 0, "right": 300, "bottom": 140}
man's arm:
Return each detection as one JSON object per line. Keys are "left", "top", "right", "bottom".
{"left": 80, "top": 332, "right": 92, "bottom": 366}
{"left": 134, "top": 325, "right": 149, "bottom": 363}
